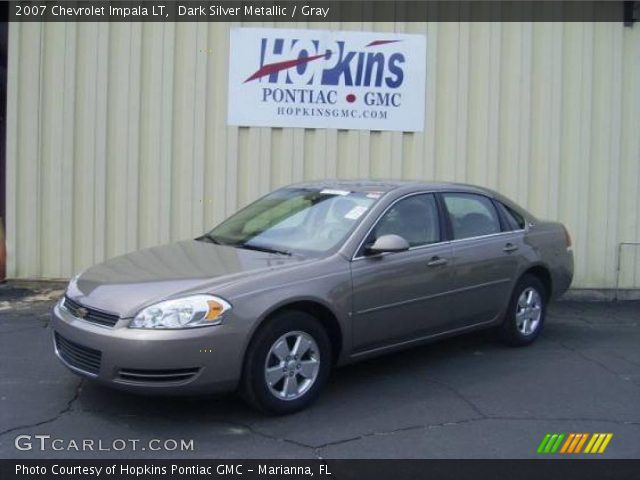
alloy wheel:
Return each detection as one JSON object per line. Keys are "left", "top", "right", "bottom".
{"left": 515, "top": 287, "right": 542, "bottom": 335}
{"left": 264, "top": 331, "right": 321, "bottom": 401}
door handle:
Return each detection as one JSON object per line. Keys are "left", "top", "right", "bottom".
{"left": 427, "top": 256, "right": 448, "bottom": 267}
{"left": 503, "top": 243, "right": 519, "bottom": 253}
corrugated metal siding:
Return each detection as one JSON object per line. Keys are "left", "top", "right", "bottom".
{"left": 6, "top": 21, "right": 640, "bottom": 288}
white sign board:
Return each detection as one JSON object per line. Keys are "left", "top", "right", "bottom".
{"left": 227, "top": 28, "right": 426, "bottom": 132}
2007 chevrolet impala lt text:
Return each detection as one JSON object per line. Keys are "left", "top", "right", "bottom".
{"left": 51, "top": 181, "right": 573, "bottom": 414}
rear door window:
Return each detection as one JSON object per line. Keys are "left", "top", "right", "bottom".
{"left": 496, "top": 202, "right": 526, "bottom": 230}
{"left": 443, "top": 193, "right": 501, "bottom": 240}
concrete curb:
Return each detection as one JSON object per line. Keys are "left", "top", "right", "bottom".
{"left": 560, "top": 288, "right": 640, "bottom": 302}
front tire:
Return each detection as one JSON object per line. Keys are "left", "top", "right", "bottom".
{"left": 240, "top": 310, "right": 332, "bottom": 414}
{"left": 498, "top": 274, "right": 547, "bottom": 347}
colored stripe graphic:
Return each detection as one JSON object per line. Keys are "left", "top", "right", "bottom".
{"left": 591, "top": 433, "right": 606, "bottom": 452}
{"left": 365, "top": 40, "right": 402, "bottom": 47}
{"left": 550, "top": 434, "right": 565, "bottom": 453}
{"left": 537, "top": 434, "right": 551, "bottom": 453}
{"left": 585, "top": 433, "right": 614, "bottom": 454}
{"left": 244, "top": 53, "right": 328, "bottom": 83}
{"left": 567, "top": 433, "right": 582, "bottom": 453}
{"left": 538, "top": 433, "right": 613, "bottom": 454}
{"left": 545, "top": 434, "right": 559, "bottom": 453}
{"left": 584, "top": 433, "right": 599, "bottom": 453}
{"left": 598, "top": 433, "right": 613, "bottom": 453}
{"left": 560, "top": 433, "right": 575, "bottom": 453}
{"left": 574, "top": 433, "right": 589, "bottom": 453}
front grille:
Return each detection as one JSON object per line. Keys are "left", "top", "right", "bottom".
{"left": 54, "top": 333, "right": 102, "bottom": 375}
{"left": 63, "top": 296, "right": 120, "bottom": 327}
{"left": 117, "top": 368, "right": 200, "bottom": 384}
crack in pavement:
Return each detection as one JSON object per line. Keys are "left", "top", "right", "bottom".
{"left": 309, "top": 415, "right": 640, "bottom": 453}
{"left": 423, "top": 378, "right": 487, "bottom": 419}
{"left": 312, "top": 416, "right": 487, "bottom": 455}
{"left": 609, "top": 351, "right": 640, "bottom": 369}
{"left": 0, "top": 380, "right": 84, "bottom": 439}
{"left": 229, "top": 421, "right": 322, "bottom": 459}
{"left": 238, "top": 380, "right": 640, "bottom": 454}
{"left": 239, "top": 377, "right": 490, "bottom": 456}
{"left": 484, "top": 415, "right": 640, "bottom": 426}
{"left": 2, "top": 386, "right": 638, "bottom": 456}
{"left": 3, "top": 400, "right": 325, "bottom": 460}
{"left": 548, "top": 338, "right": 640, "bottom": 386}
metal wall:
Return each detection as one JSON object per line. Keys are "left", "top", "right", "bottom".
{"left": 6, "top": 21, "right": 640, "bottom": 288}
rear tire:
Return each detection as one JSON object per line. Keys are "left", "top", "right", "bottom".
{"left": 240, "top": 310, "right": 332, "bottom": 414}
{"left": 498, "top": 274, "right": 547, "bottom": 347}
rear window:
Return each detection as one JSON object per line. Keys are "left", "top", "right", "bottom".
{"left": 496, "top": 202, "right": 526, "bottom": 230}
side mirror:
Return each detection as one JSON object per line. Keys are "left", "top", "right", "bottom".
{"left": 366, "top": 234, "right": 410, "bottom": 254}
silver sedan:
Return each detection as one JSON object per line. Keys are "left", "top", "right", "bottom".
{"left": 51, "top": 181, "right": 573, "bottom": 414}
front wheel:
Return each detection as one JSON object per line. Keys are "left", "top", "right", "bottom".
{"left": 498, "top": 274, "right": 547, "bottom": 346}
{"left": 240, "top": 310, "right": 332, "bottom": 414}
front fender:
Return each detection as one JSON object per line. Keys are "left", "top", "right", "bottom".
{"left": 226, "top": 268, "right": 353, "bottom": 365}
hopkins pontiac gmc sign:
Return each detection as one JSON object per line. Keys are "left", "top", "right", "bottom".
{"left": 227, "top": 28, "right": 426, "bottom": 132}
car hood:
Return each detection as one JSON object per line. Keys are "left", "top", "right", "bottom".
{"left": 66, "top": 240, "right": 310, "bottom": 317}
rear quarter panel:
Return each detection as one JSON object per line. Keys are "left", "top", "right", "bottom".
{"left": 523, "top": 221, "right": 574, "bottom": 299}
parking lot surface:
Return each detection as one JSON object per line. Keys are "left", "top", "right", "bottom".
{"left": 1, "top": 283, "right": 639, "bottom": 459}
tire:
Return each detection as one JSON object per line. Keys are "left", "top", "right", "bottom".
{"left": 240, "top": 310, "right": 332, "bottom": 415}
{"left": 498, "top": 274, "right": 547, "bottom": 347}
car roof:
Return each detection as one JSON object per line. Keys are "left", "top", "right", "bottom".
{"left": 288, "top": 179, "right": 536, "bottom": 220}
{"left": 289, "top": 179, "right": 497, "bottom": 195}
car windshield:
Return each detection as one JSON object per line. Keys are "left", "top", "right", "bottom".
{"left": 201, "top": 187, "right": 381, "bottom": 255}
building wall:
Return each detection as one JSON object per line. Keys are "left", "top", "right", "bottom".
{"left": 6, "top": 21, "right": 640, "bottom": 288}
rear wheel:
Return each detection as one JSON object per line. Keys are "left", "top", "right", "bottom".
{"left": 498, "top": 274, "right": 547, "bottom": 346}
{"left": 240, "top": 310, "right": 331, "bottom": 414}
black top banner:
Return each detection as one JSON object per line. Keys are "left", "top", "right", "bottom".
{"left": 7, "top": 1, "right": 638, "bottom": 23}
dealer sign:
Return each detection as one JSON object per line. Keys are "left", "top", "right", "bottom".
{"left": 227, "top": 28, "right": 426, "bottom": 132}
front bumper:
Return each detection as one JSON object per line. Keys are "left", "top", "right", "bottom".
{"left": 51, "top": 303, "right": 245, "bottom": 395}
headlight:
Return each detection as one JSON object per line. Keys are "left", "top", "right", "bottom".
{"left": 129, "top": 295, "right": 231, "bottom": 329}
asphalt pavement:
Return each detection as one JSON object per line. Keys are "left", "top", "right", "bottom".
{"left": 1, "top": 282, "right": 639, "bottom": 459}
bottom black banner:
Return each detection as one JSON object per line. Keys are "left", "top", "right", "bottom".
{"left": 1, "top": 459, "right": 639, "bottom": 480}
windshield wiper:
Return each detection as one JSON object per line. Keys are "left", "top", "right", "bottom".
{"left": 197, "top": 233, "right": 224, "bottom": 245}
{"left": 199, "top": 234, "right": 293, "bottom": 256}
{"left": 237, "top": 243, "right": 293, "bottom": 256}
